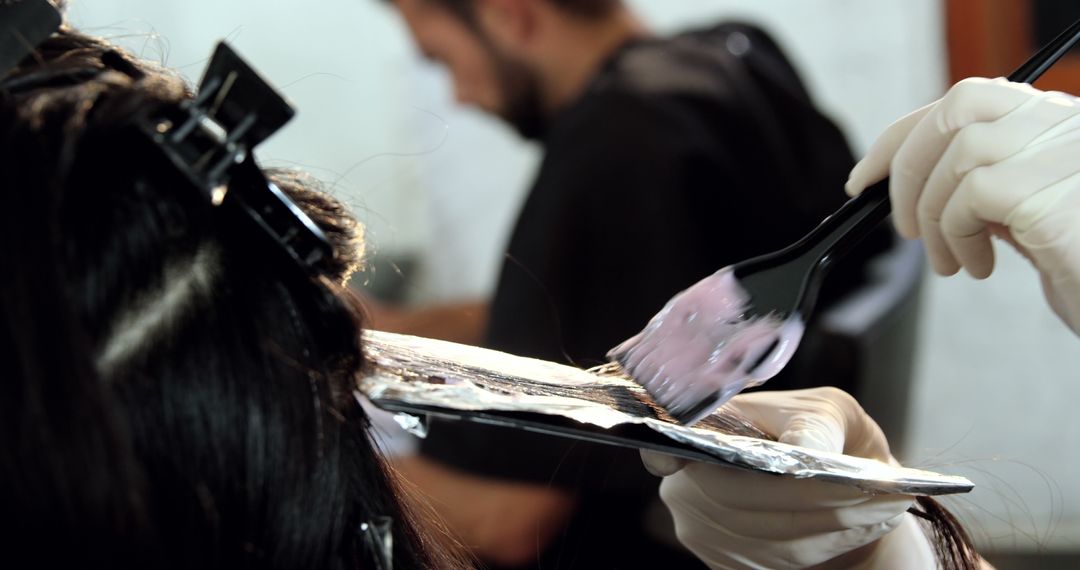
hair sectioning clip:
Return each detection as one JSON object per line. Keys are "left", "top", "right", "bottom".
{"left": 139, "top": 42, "right": 335, "bottom": 274}
{"left": 0, "top": 0, "right": 61, "bottom": 76}
{"left": 1, "top": 1, "right": 142, "bottom": 93}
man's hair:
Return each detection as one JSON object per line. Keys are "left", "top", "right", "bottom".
{"left": 402, "top": 0, "right": 619, "bottom": 21}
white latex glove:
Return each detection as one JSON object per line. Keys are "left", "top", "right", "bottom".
{"left": 846, "top": 77, "right": 1080, "bottom": 335}
{"left": 641, "top": 387, "right": 935, "bottom": 569}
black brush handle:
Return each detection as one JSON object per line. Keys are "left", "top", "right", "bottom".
{"left": 799, "top": 177, "right": 891, "bottom": 274}
{"left": 1012, "top": 16, "right": 1080, "bottom": 83}
{"left": 731, "top": 177, "right": 891, "bottom": 319}
{"left": 795, "top": 14, "right": 1080, "bottom": 283}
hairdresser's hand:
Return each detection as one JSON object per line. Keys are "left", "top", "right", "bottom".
{"left": 641, "top": 388, "right": 934, "bottom": 569}
{"left": 847, "top": 77, "right": 1080, "bottom": 335}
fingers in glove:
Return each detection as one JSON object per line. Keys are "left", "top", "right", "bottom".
{"left": 723, "top": 388, "right": 846, "bottom": 453}
{"left": 846, "top": 104, "right": 934, "bottom": 197}
{"left": 725, "top": 387, "right": 892, "bottom": 462}
{"left": 941, "top": 133, "right": 1080, "bottom": 278}
{"left": 672, "top": 511, "right": 909, "bottom": 570}
{"left": 889, "top": 78, "right": 1036, "bottom": 239}
{"left": 916, "top": 122, "right": 1001, "bottom": 275}
{"left": 640, "top": 449, "right": 689, "bottom": 477}
{"left": 938, "top": 164, "right": 1000, "bottom": 278}
{"left": 670, "top": 462, "right": 907, "bottom": 512}
{"left": 919, "top": 92, "right": 1080, "bottom": 277}
{"left": 715, "top": 506, "right": 912, "bottom": 546}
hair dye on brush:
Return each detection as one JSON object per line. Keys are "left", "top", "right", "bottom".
{"left": 608, "top": 267, "right": 804, "bottom": 425}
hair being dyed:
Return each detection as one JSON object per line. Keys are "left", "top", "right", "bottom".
{"left": 0, "top": 26, "right": 466, "bottom": 568}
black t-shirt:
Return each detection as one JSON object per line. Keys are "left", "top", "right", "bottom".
{"left": 421, "top": 24, "right": 888, "bottom": 569}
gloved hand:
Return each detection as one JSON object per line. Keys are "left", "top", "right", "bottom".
{"left": 641, "top": 387, "right": 935, "bottom": 569}
{"left": 846, "top": 77, "right": 1080, "bottom": 335}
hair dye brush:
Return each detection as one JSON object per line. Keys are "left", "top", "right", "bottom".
{"left": 609, "top": 17, "right": 1080, "bottom": 425}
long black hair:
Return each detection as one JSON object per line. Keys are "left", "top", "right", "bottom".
{"left": 0, "top": 27, "right": 466, "bottom": 568}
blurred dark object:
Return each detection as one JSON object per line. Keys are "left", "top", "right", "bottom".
{"left": 985, "top": 551, "right": 1080, "bottom": 570}
{"left": 1034, "top": 1, "right": 1080, "bottom": 46}
{"left": 949, "top": 0, "right": 1080, "bottom": 94}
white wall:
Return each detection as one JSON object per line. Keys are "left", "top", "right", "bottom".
{"left": 67, "top": 0, "right": 1080, "bottom": 552}
{"left": 69, "top": 0, "right": 439, "bottom": 257}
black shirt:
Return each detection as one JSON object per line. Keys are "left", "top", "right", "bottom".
{"left": 422, "top": 23, "right": 886, "bottom": 569}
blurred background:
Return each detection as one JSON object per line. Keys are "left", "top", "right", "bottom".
{"left": 66, "top": 1, "right": 1080, "bottom": 566}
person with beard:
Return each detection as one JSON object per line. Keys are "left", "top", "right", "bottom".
{"left": 373, "top": 0, "right": 888, "bottom": 567}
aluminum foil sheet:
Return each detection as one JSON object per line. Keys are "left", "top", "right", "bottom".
{"left": 358, "top": 331, "right": 973, "bottom": 496}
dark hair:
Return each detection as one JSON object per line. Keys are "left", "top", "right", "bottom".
{"left": 0, "top": 27, "right": 467, "bottom": 568}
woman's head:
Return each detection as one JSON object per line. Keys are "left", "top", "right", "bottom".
{"left": 0, "top": 25, "right": 457, "bottom": 568}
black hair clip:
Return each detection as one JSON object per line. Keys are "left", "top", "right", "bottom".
{"left": 0, "top": 0, "right": 61, "bottom": 77}
{"left": 139, "top": 42, "right": 334, "bottom": 274}
{"left": 0, "top": 0, "right": 143, "bottom": 94}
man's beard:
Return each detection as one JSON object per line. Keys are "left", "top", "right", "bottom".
{"left": 489, "top": 49, "right": 549, "bottom": 140}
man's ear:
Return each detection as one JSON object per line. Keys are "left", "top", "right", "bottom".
{"left": 475, "top": 0, "right": 538, "bottom": 52}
